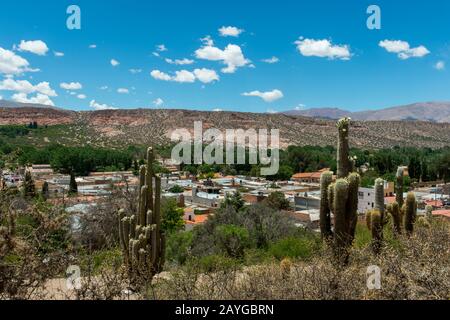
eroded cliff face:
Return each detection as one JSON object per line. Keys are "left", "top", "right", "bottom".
{"left": 1, "top": 107, "right": 450, "bottom": 149}
{"left": 0, "top": 107, "right": 76, "bottom": 126}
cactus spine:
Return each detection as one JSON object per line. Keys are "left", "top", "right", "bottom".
{"left": 404, "top": 192, "right": 417, "bottom": 235}
{"left": 118, "top": 147, "right": 166, "bottom": 280}
{"left": 319, "top": 118, "right": 360, "bottom": 263}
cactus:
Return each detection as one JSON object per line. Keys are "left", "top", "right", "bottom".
{"left": 336, "top": 118, "right": 351, "bottom": 179}
{"left": 319, "top": 171, "right": 333, "bottom": 240}
{"left": 319, "top": 118, "right": 361, "bottom": 264}
{"left": 374, "top": 178, "right": 385, "bottom": 217}
{"left": 425, "top": 205, "right": 433, "bottom": 219}
{"left": 387, "top": 201, "right": 402, "bottom": 235}
{"left": 333, "top": 178, "right": 350, "bottom": 258}
{"left": 118, "top": 147, "right": 166, "bottom": 281}
{"left": 395, "top": 167, "right": 404, "bottom": 208}
{"left": 404, "top": 192, "right": 417, "bottom": 235}
{"left": 345, "top": 173, "right": 360, "bottom": 246}
{"left": 280, "top": 258, "right": 292, "bottom": 279}
{"left": 366, "top": 209, "right": 383, "bottom": 254}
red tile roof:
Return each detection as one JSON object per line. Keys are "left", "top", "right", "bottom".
{"left": 432, "top": 210, "right": 450, "bottom": 218}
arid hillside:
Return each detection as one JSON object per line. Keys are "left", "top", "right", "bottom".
{"left": 1, "top": 106, "right": 450, "bottom": 149}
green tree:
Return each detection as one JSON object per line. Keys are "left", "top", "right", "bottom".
{"left": 41, "top": 181, "right": 49, "bottom": 200}
{"left": 264, "top": 191, "right": 290, "bottom": 210}
{"left": 161, "top": 198, "right": 185, "bottom": 233}
{"left": 69, "top": 171, "right": 78, "bottom": 195}
{"left": 22, "top": 170, "right": 36, "bottom": 198}
{"left": 165, "top": 231, "right": 193, "bottom": 265}
{"left": 221, "top": 191, "right": 245, "bottom": 212}
{"left": 214, "top": 224, "right": 251, "bottom": 258}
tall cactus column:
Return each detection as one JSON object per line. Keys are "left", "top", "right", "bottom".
{"left": 337, "top": 118, "right": 351, "bottom": 179}
{"left": 118, "top": 147, "right": 166, "bottom": 281}
{"left": 319, "top": 172, "right": 333, "bottom": 241}
{"left": 404, "top": 192, "right": 417, "bottom": 236}
{"left": 319, "top": 118, "right": 361, "bottom": 264}
{"left": 366, "top": 179, "right": 387, "bottom": 254}
{"left": 395, "top": 167, "right": 404, "bottom": 208}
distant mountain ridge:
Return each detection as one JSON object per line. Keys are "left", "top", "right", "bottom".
{"left": 0, "top": 99, "right": 66, "bottom": 111}
{"left": 284, "top": 102, "right": 450, "bottom": 123}
{"left": 1, "top": 100, "right": 450, "bottom": 123}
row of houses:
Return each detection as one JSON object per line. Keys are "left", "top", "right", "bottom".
{"left": 3, "top": 163, "right": 449, "bottom": 231}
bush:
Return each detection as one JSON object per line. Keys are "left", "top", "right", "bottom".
{"left": 269, "top": 237, "right": 315, "bottom": 260}
{"left": 264, "top": 191, "right": 290, "bottom": 210}
{"left": 168, "top": 185, "right": 184, "bottom": 194}
{"left": 166, "top": 231, "right": 193, "bottom": 266}
{"left": 214, "top": 224, "right": 251, "bottom": 258}
{"left": 196, "top": 254, "right": 239, "bottom": 272}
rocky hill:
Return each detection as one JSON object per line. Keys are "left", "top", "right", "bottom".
{"left": 1, "top": 103, "right": 450, "bottom": 150}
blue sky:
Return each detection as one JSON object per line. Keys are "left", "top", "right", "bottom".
{"left": 0, "top": 0, "right": 449, "bottom": 112}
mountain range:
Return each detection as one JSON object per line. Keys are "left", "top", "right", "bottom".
{"left": 283, "top": 102, "right": 450, "bottom": 123}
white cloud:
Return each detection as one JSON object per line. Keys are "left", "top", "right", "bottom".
{"left": 117, "top": 88, "right": 129, "bottom": 94}
{"left": 295, "top": 37, "right": 351, "bottom": 60}
{"left": 100, "top": 85, "right": 108, "bottom": 90}
{"left": 212, "top": 108, "right": 223, "bottom": 112}
{"left": 261, "top": 56, "right": 279, "bottom": 64}
{"left": 266, "top": 108, "right": 278, "bottom": 114}
{"left": 0, "top": 95, "right": 3, "bottom": 100}
{"left": 173, "top": 70, "right": 196, "bottom": 83}
{"left": 193, "top": 68, "right": 219, "bottom": 83}
{"left": 89, "top": 44, "right": 97, "bottom": 49}
{"left": 129, "top": 68, "right": 142, "bottom": 74}
{"left": 151, "top": 68, "right": 219, "bottom": 84}
{"left": 151, "top": 70, "right": 172, "bottom": 81}
{"left": 156, "top": 44, "right": 168, "bottom": 52}
{"left": 16, "top": 40, "right": 49, "bottom": 56}
{"left": 77, "top": 94, "right": 87, "bottom": 99}
{"left": 379, "top": 40, "right": 430, "bottom": 59}
{"left": 165, "top": 58, "right": 195, "bottom": 65}
{"left": 0, "top": 78, "right": 57, "bottom": 96}
{"left": 12, "top": 92, "right": 55, "bottom": 106}
{"left": 434, "top": 61, "right": 445, "bottom": 70}
{"left": 54, "top": 51, "right": 64, "bottom": 57}
{"left": 152, "top": 52, "right": 160, "bottom": 57}
{"left": 110, "top": 59, "right": 120, "bottom": 67}
{"left": 89, "top": 100, "right": 117, "bottom": 110}
{"left": 60, "top": 82, "right": 82, "bottom": 90}
{"left": 0, "top": 47, "right": 32, "bottom": 75}
{"left": 195, "top": 43, "right": 250, "bottom": 73}
{"left": 242, "top": 89, "right": 284, "bottom": 102}
{"left": 153, "top": 98, "right": 164, "bottom": 107}
{"left": 219, "top": 26, "right": 244, "bottom": 37}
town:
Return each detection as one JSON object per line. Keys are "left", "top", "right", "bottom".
{"left": 2, "top": 153, "right": 449, "bottom": 234}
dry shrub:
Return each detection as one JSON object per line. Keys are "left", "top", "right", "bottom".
{"left": 152, "top": 219, "right": 449, "bottom": 300}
